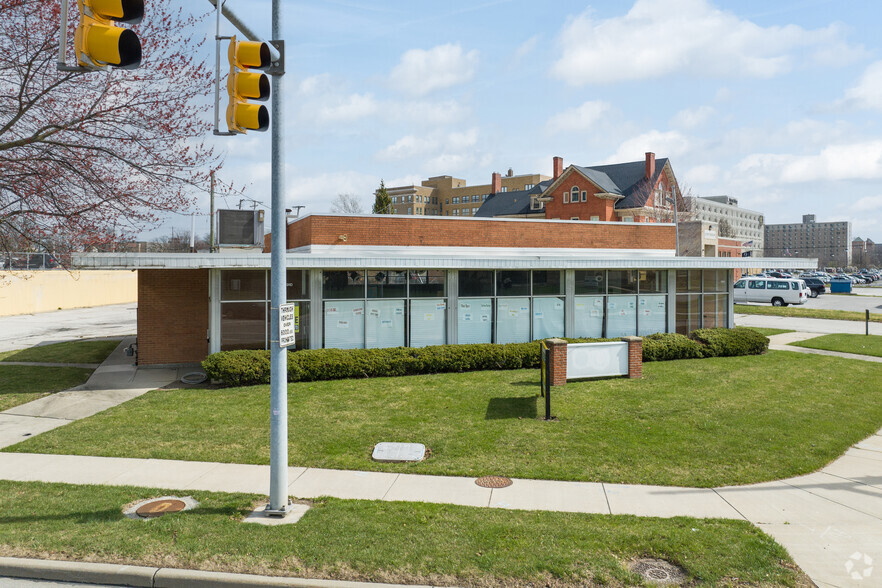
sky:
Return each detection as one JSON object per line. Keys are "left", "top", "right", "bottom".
{"left": 154, "top": 0, "right": 882, "bottom": 242}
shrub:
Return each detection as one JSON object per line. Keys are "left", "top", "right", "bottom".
{"left": 202, "top": 330, "right": 769, "bottom": 387}
{"left": 642, "top": 332, "right": 706, "bottom": 362}
{"left": 690, "top": 327, "right": 769, "bottom": 357}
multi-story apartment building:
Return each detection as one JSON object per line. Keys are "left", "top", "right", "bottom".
{"left": 386, "top": 170, "right": 549, "bottom": 217}
{"left": 852, "top": 237, "right": 882, "bottom": 268}
{"left": 765, "top": 215, "right": 852, "bottom": 268}
{"left": 685, "top": 195, "right": 764, "bottom": 258}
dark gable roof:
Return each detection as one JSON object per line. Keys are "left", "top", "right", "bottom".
{"left": 475, "top": 180, "right": 551, "bottom": 217}
{"left": 585, "top": 158, "right": 669, "bottom": 209}
{"left": 476, "top": 158, "right": 672, "bottom": 218}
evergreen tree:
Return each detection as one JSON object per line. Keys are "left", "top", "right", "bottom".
{"left": 372, "top": 180, "right": 393, "bottom": 214}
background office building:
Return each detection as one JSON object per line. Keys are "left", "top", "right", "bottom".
{"left": 765, "top": 215, "right": 852, "bottom": 268}
{"left": 685, "top": 195, "right": 764, "bottom": 258}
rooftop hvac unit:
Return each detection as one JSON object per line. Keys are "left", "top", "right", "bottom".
{"left": 217, "top": 209, "right": 265, "bottom": 248}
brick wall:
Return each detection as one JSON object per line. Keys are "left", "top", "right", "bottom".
{"left": 544, "top": 172, "right": 617, "bottom": 221}
{"left": 546, "top": 338, "right": 568, "bottom": 386}
{"left": 137, "top": 269, "right": 209, "bottom": 365}
{"left": 284, "top": 215, "right": 676, "bottom": 251}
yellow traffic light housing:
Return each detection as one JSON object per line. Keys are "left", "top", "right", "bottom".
{"left": 226, "top": 36, "right": 271, "bottom": 133}
{"left": 74, "top": 0, "right": 143, "bottom": 70}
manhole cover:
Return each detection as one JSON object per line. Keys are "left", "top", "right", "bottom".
{"left": 135, "top": 499, "right": 187, "bottom": 518}
{"left": 630, "top": 558, "right": 687, "bottom": 585}
{"left": 475, "top": 475, "right": 513, "bottom": 488}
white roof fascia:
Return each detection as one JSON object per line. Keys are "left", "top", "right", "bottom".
{"left": 72, "top": 252, "right": 817, "bottom": 271}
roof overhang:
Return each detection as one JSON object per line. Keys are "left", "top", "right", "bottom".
{"left": 72, "top": 250, "right": 816, "bottom": 271}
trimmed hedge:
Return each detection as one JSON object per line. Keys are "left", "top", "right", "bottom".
{"left": 202, "top": 329, "right": 769, "bottom": 387}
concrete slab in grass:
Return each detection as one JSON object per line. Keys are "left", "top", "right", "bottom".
{"left": 758, "top": 521, "right": 882, "bottom": 588}
{"left": 384, "top": 473, "right": 492, "bottom": 507}
{"left": 0, "top": 414, "right": 72, "bottom": 449}
{"left": 289, "top": 468, "right": 399, "bottom": 500}
{"left": 105, "top": 458, "right": 219, "bottom": 489}
{"left": 717, "top": 480, "right": 871, "bottom": 526}
{"left": 604, "top": 484, "right": 743, "bottom": 519}
{"left": 489, "top": 478, "right": 609, "bottom": 514}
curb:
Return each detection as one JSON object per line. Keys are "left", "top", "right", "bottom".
{"left": 0, "top": 557, "right": 439, "bottom": 588}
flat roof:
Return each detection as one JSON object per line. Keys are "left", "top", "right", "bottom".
{"left": 73, "top": 249, "right": 816, "bottom": 271}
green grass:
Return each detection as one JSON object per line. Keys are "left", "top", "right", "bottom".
{"left": 0, "top": 481, "right": 809, "bottom": 587}
{"left": 11, "top": 352, "right": 882, "bottom": 488}
{"left": 735, "top": 304, "right": 882, "bottom": 323}
{"left": 0, "top": 365, "right": 93, "bottom": 412}
{"left": 791, "top": 333, "right": 882, "bottom": 358}
{"left": 0, "top": 339, "right": 121, "bottom": 363}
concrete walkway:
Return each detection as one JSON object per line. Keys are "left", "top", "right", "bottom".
{"left": 0, "top": 338, "right": 181, "bottom": 449}
{"left": 3, "top": 323, "right": 882, "bottom": 586}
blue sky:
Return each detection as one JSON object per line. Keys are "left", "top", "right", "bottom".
{"left": 163, "top": 0, "right": 882, "bottom": 242}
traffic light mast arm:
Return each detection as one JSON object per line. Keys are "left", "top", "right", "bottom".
{"left": 206, "top": 0, "right": 281, "bottom": 63}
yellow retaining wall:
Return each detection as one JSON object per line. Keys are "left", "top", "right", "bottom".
{"left": 0, "top": 270, "right": 137, "bottom": 316}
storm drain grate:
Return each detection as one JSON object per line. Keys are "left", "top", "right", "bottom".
{"left": 475, "top": 475, "right": 513, "bottom": 488}
{"left": 630, "top": 558, "right": 688, "bottom": 585}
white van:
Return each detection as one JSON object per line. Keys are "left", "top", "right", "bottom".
{"left": 733, "top": 277, "right": 809, "bottom": 306}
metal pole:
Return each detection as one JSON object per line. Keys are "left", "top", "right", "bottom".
{"left": 267, "top": 0, "right": 288, "bottom": 515}
{"left": 58, "top": 0, "right": 70, "bottom": 68}
{"left": 213, "top": 0, "right": 223, "bottom": 134}
{"left": 867, "top": 309, "right": 870, "bottom": 336}
{"left": 209, "top": 170, "right": 216, "bottom": 253}
{"left": 205, "top": 0, "right": 280, "bottom": 61}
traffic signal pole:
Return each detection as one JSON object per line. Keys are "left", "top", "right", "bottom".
{"left": 206, "top": 0, "right": 289, "bottom": 515}
{"left": 267, "top": 0, "right": 289, "bottom": 516}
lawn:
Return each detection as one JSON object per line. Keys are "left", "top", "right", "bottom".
{"left": 11, "top": 351, "right": 882, "bottom": 488}
{"left": 0, "top": 480, "right": 809, "bottom": 587}
{"left": 0, "top": 365, "right": 93, "bottom": 412}
{"left": 791, "top": 333, "right": 882, "bottom": 358}
{"left": 735, "top": 303, "right": 882, "bottom": 323}
{"left": 0, "top": 339, "right": 121, "bottom": 363}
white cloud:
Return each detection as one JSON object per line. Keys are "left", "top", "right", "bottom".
{"left": 841, "top": 60, "right": 882, "bottom": 111}
{"left": 734, "top": 140, "right": 882, "bottom": 186}
{"left": 390, "top": 100, "right": 469, "bottom": 126}
{"left": 514, "top": 35, "right": 540, "bottom": 61}
{"left": 376, "top": 128, "right": 479, "bottom": 162}
{"left": 604, "top": 130, "right": 692, "bottom": 163}
{"left": 670, "top": 106, "right": 715, "bottom": 130}
{"left": 546, "top": 100, "right": 611, "bottom": 133}
{"left": 290, "top": 171, "right": 379, "bottom": 212}
{"left": 389, "top": 44, "right": 479, "bottom": 96}
{"left": 683, "top": 164, "right": 721, "bottom": 185}
{"left": 551, "top": 0, "right": 856, "bottom": 85}
{"left": 849, "top": 195, "right": 882, "bottom": 213}
{"left": 316, "top": 93, "right": 379, "bottom": 123}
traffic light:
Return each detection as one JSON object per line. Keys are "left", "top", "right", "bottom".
{"left": 74, "top": 0, "right": 144, "bottom": 70}
{"left": 226, "top": 35, "right": 271, "bottom": 133}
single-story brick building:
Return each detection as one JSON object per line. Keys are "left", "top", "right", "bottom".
{"left": 74, "top": 214, "right": 813, "bottom": 365}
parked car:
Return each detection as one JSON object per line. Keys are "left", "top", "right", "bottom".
{"left": 734, "top": 277, "right": 810, "bottom": 306}
{"left": 801, "top": 278, "right": 826, "bottom": 298}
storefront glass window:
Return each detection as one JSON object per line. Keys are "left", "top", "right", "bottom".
{"left": 532, "top": 271, "right": 563, "bottom": 295}
{"left": 638, "top": 270, "right": 667, "bottom": 293}
{"left": 457, "top": 298, "right": 492, "bottom": 344}
{"left": 496, "top": 270, "right": 531, "bottom": 296}
{"left": 410, "top": 299, "right": 447, "bottom": 347}
{"left": 532, "top": 297, "right": 565, "bottom": 339}
{"left": 606, "top": 295, "right": 637, "bottom": 337}
{"left": 409, "top": 270, "right": 446, "bottom": 298}
{"left": 367, "top": 270, "right": 407, "bottom": 298}
{"left": 575, "top": 270, "right": 605, "bottom": 294}
{"left": 496, "top": 297, "right": 530, "bottom": 343}
{"left": 323, "top": 270, "right": 365, "bottom": 299}
{"left": 608, "top": 270, "right": 638, "bottom": 294}
{"left": 459, "top": 270, "right": 494, "bottom": 297}
{"left": 221, "top": 270, "right": 265, "bottom": 301}
{"left": 574, "top": 296, "right": 604, "bottom": 337}
{"left": 324, "top": 300, "right": 365, "bottom": 348}
{"left": 220, "top": 302, "right": 266, "bottom": 350}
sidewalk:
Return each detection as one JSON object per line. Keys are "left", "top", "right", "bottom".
{"left": 3, "top": 324, "right": 882, "bottom": 587}
{"left": 0, "top": 338, "right": 181, "bottom": 449}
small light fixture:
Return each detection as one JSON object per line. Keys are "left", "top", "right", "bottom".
{"left": 338, "top": 234, "right": 348, "bottom": 241}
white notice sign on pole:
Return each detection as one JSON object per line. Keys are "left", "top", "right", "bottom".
{"left": 279, "top": 303, "right": 297, "bottom": 348}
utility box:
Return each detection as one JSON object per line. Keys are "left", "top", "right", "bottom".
{"left": 830, "top": 280, "right": 852, "bottom": 294}
{"left": 217, "top": 209, "right": 265, "bottom": 248}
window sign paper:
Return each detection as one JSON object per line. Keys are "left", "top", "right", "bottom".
{"left": 638, "top": 295, "right": 666, "bottom": 336}
{"left": 575, "top": 296, "right": 603, "bottom": 337}
{"left": 324, "top": 300, "right": 364, "bottom": 349}
{"left": 366, "top": 299, "right": 404, "bottom": 348}
{"left": 533, "top": 297, "right": 564, "bottom": 340}
{"left": 497, "top": 296, "right": 530, "bottom": 344}
{"left": 607, "top": 295, "right": 637, "bottom": 338}
{"left": 458, "top": 298, "right": 491, "bottom": 344}
{"left": 411, "top": 298, "right": 446, "bottom": 347}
